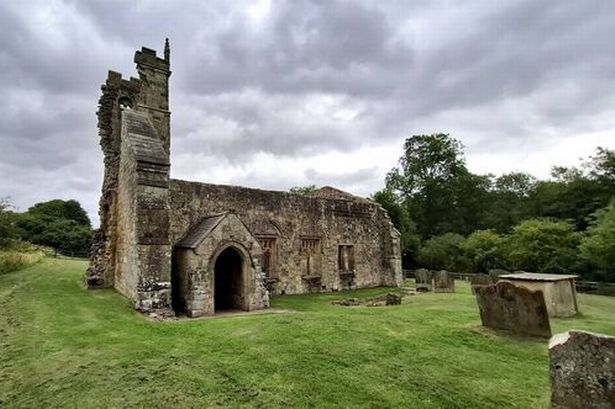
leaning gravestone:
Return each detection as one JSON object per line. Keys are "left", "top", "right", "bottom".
{"left": 471, "top": 273, "right": 494, "bottom": 285}
{"left": 549, "top": 331, "right": 615, "bottom": 409}
{"left": 414, "top": 269, "right": 432, "bottom": 292}
{"left": 433, "top": 270, "right": 455, "bottom": 293}
{"left": 470, "top": 274, "right": 494, "bottom": 294}
{"left": 473, "top": 281, "right": 551, "bottom": 337}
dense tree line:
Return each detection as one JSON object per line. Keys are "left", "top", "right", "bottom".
{"left": 375, "top": 133, "right": 615, "bottom": 282}
{"left": 0, "top": 198, "right": 92, "bottom": 256}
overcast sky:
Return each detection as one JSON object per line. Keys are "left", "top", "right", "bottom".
{"left": 1, "top": 0, "right": 615, "bottom": 226}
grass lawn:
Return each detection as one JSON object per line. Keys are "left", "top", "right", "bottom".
{"left": 1, "top": 258, "right": 614, "bottom": 408}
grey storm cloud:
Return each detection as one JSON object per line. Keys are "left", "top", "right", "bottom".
{"left": 1, "top": 0, "right": 615, "bottom": 224}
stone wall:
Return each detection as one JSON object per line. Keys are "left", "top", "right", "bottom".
{"left": 86, "top": 71, "right": 141, "bottom": 288}
{"left": 174, "top": 213, "right": 269, "bottom": 317}
{"left": 87, "top": 42, "right": 172, "bottom": 309}
{"left": 114, "top": 121, "right": 139, "bottom": 300}
{"left": 169, "top": 180, "right": 402, "bottom": 295}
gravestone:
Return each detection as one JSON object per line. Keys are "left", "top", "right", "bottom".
{"left": 470, "top": 273, "right": 494, "bottom": 294}
{"left": 414, "top": 269, "right": 432, "bottom": 292}
{"left": 488, "top": 268, "right": 509, "bottom": 282}
{"left": 473, "top": 281, "right": 551, "bottom": 337}
{"left": 471, "top": 273, "right": 494, "bottom": 285}
{"left": 433, "top": 270, "right": 455, "bottom": 293}
{"left": 549, "top": 331, "right": 615, "bottom": 409}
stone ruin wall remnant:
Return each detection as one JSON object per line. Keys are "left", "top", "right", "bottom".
{"left": 86, "top": 41, "right": 402, "bottom": 314}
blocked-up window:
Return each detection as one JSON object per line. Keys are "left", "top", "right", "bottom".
{"left": 338, "top": 245, "right": 355, "bottom": 272}
{"left": 301, "top": 238, "right": 321, "bottom": 276}
{"left": 258, "top": 237, "right": 277, "bottom": 278}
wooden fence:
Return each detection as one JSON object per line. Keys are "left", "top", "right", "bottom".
{"left": 403, "top": 270, "right": 615, "bottom": 296}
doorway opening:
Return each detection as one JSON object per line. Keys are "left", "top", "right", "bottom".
{"left": 214, "top": 247, "right": 244, "bottom": 312}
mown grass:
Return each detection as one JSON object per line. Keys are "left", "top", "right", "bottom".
{"left": 1, "top": 258, "right": 614, "bottom": 408}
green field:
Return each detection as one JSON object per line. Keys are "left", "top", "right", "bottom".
{"left": 1, "top": 258, "right": 614, "bottom": 408}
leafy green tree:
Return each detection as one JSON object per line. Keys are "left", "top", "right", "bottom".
{"left": 482, "top": 172, "right": 536, "bottom": 232}
{"left": 386, "top": 133, "right": 491, "bottom": 238}
{"left": 503, "top": 219, "right": 581, "bottom": 274}
{"left": 289, "top": 185, "right": 318, "bottom": 196}
{"left": 527, "top": 147, "right": 615, "bottom": 230}
{"left": 16, "top": 199, "right": 92, "bottom": 256}
{"left": 461, "top": 230, "right": 506, "bottom": 273}
{"left": 0, "top": 198, "right": 20, "bottom": 248}
{"left": 372, "top": 189, "right": 420, "bottom": 267}
{"left": 580, "top": 201, "right": 615, "bottom": 281}
{"left": 416, "top": 233, "right": 469, "bottom": 272}
{"left": 28, "top": 199, "right": 91, "bottom": 227}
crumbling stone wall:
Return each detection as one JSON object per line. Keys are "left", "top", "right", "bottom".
{"left": 86, "top": 40, "right": 171, "bottom": 302}
{"left": 86, "top": 71, "right": 141, "bottom": 288}
{"left": 87, "top": 41, "right": 402, "bottom": 315}
{"left": 169, "top": 181, "right": 402, "bottom": 296}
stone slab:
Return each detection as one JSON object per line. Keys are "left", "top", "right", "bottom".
{"left": 549, "top": 330, "right": 615, "bottom": 409}
{"left": 433, "top": 270, "right": 455, "bottom": 293}
{"left": 473, "top": 281, "right": 551, "bottom": 337}
{"left": 414, "top": 268, "right": 432, "bottom": 292}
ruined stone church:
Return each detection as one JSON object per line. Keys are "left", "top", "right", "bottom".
{"left": 87, "top": 41, "right": 402, "bottom": 317}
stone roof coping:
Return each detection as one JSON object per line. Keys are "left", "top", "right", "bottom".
{"left": 175, "top": 213, "right": 228, "bottom": 249}
{"left": 122, "top": 110, "right": 169, "bottom": 166}
{"left": 501, "top": 272, "right": 578, "bottom": 282}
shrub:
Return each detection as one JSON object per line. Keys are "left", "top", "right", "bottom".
{"left": 580, "top": 201, "right": 615, "bottom": 282}
{"left": 0, "top": 250, "right": 45, "bottom": 275}
{"left": 461, "top": 230, "right": 506, "bottom": 273}
{"left": 502, "top": 218, "right": 581, "bottom": 274}
{"left": 417, "top": 233, "right": 469, "bottom": 272}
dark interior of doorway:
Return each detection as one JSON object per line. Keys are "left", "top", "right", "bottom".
{"left": 214, "top": 247, "right": 243, "bottom": 312}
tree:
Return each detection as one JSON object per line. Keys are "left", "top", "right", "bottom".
{"left": 461, "top": 230, "right": 506, "bottom": 273}
{"left": 416, "top": 233, "right": 469, "bottom": 272}
{"left": 16, "top": 199, "right": 92, "bottom": 256}
{"left": 0, "top": 197, "right": 20, "bottom": 248}
{"left": 386, "top": 133, "right": 491, "bottom": 238}
{"left": 372, "top": 189, "right": 420, "bottom": 268}
{"left": 527, "top": 147, "right": 615, "bottom": 230}
{"left": 289, "top": 185, "right": 318, "bottom": 196}
{"left": 580, "top": 201, "right": 615, "bottom": 281}
{"left": 502, "top": 219, "right": 581, "bottom": 274}
{"left": 27, "top": 199, "right": 91, "bottom": 227}
{"left": 482, "top": 172, "right": 536, "bottom": 233}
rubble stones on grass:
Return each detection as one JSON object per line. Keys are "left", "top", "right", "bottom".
{"left": 333, "top": 293, "right": 402, "bottom": 307}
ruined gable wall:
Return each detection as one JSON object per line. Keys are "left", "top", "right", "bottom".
{"left": 87, "top": 43, "right": 171, "bottom": 297}
{"left": 86, "top": 72, "right": 141, "bottom": 288}
{"left": 169, "top": 180, "right": 401, "bottom": 295}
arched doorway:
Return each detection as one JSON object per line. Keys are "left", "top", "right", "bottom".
{"left": 214, "top": 247, "right": 244, "bottom": 312}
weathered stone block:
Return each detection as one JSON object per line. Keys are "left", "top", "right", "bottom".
{"left": 549, "top": 330, "right": 615, "bottom": 409}
{"left": 415, "top": 268, "right": 432, "bottom": 292}
{"left": 474, "top": 281, "right": 551, "bottom": 337}
{"left": 433, "top": 270, "right": 454, "bottom": 293}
